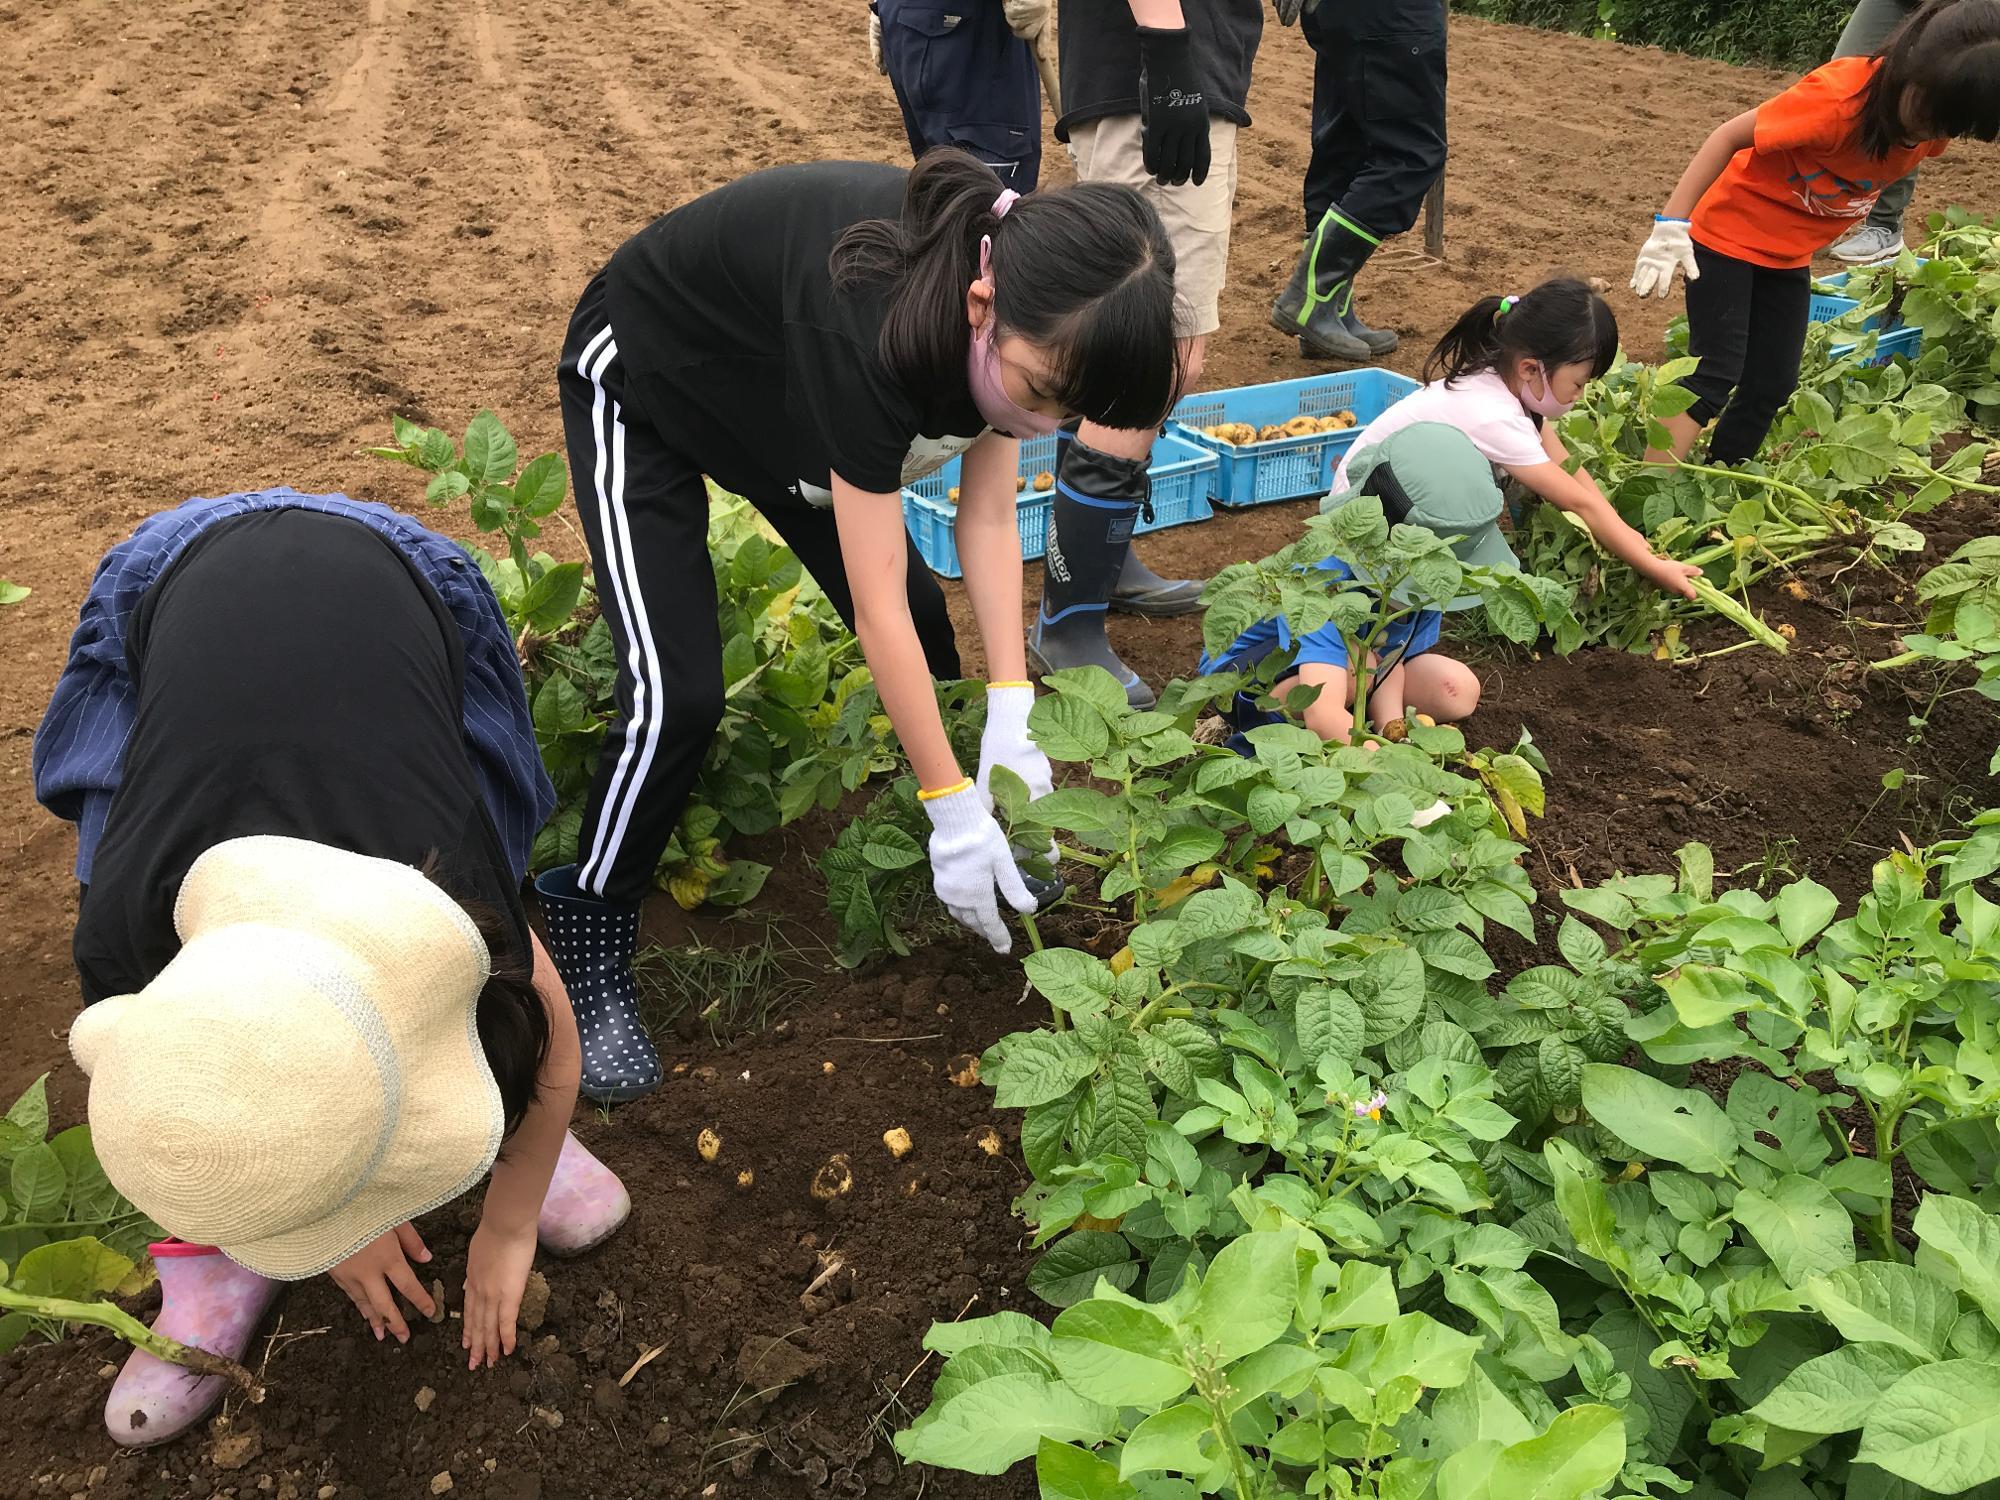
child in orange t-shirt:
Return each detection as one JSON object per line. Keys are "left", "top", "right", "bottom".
{"left": 1630, "top": 0, "right": 1998, "bottom": 465}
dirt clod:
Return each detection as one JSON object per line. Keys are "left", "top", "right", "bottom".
{"left": 413, "top": 1386, "right": 436, "bottom": 1413}
{"left": 429, "top": 1472, "right": 453, "bottom": 1496}
{"left": 211, "top": 1431, "right": 262, "bottom": 1473}
{"left": 517, "top": 1271, "right": 551, "bottom": 1333}
{"left": 736, "top": 1335, "right": 824, "bottom": 1388}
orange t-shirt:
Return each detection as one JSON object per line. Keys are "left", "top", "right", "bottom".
{"left": 1691, "top": 56, "right": 1948, "bottom": 269}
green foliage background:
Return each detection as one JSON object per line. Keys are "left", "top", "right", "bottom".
{"left": 1450, "top": 0, "right": 1859, "bottom": 71}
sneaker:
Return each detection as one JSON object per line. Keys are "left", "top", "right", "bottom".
{"left": 1828, "top": 225, "right": 1904, "bottom": 265}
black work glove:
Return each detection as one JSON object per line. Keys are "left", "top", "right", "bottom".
{"left": 1135, "top": 26, "right": 1211, "bottom": 188}
{"left": 1272, "top": 0, "right": 1322, "bottom": 23}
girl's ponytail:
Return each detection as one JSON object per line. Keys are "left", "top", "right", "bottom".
{"left": 830, "top": 149, "right": 1007, "bottom": 398}
{"left": 831, "top": 146, "right": 1184, "bottom": 431}
{"left": 1423, "top": 295, "right": 1509, "bottom": 386}
{"left": 1423, "top": 278, "right": 1619, "bottom": 388}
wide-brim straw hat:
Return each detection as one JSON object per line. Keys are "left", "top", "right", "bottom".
{"left": 70, "top": 835, "right": 504, "bottom": 1280}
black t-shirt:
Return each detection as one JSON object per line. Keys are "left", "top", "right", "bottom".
{"left": 72, "top": 509, "right": 529, "bottom": 1004}
{"left": 1055, "top": 0, "right": 1264, "bottom": 140}
{"left": 603, "top": 161, "right": 988, "bottom": 503}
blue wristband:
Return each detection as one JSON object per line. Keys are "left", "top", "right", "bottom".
{"left": 1654, "top": 214, "right": 1690, "bottom": 224}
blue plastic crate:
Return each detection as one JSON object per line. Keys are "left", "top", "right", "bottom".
{"left": 901, "top": 430, "right": 1218, "bottom": 580}
{"left": 1830, "top": 323, "right": 1925, "bottom": 367}
{"left": 1810, "top": 260, "right": 1927, "bottom": 354}
{"left": 1168, "top": 368, "right": 1421, "bottom": 507}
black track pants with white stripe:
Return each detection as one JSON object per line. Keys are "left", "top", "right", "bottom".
{"left": 556, "top": 275, "right": 961, "bottom": 905}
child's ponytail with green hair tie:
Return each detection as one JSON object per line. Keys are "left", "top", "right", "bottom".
{"left": 1494, "top": 295, "right": 1518, "bottom": 322}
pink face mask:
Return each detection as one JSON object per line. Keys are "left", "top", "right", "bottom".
{"left": 967, "top": 194, "right": 1061, "bottom": 437}
{"left": 1521, "top": 362, "right": 1578, "bottom": 419}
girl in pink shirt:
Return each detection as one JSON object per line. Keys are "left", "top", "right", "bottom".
{"left": 1337, "top": 278, "right": 1700, "bottom": 599}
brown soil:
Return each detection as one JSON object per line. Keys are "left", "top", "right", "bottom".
{"left": 4, "top": 0, "right": 2000, "bottom": 1495}
{"left": 3, "top": 946, "right": 1046, "bottom": 1500}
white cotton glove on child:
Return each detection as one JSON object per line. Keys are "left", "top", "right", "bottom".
{"left": 924, "top": 782, "right": 1037, "bottom": 954}
{"left": 869, "top": 10, "right": 886, "bottom": 72}
{"left": 977, "top": 681, "right": 1059, "bottom": 868}
{"left": 976, "top": 684, "right": 1054, "bottom": 805}
{"left": 1003, "top": 0, "right": 1050, "bottom": 38}
{"left": 1630, "top": 217, "right": 1700, "bottom": 299}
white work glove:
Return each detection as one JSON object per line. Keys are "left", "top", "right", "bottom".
{"left": 976, "top": 683, "right": 1054, "bottom": 805}
{"left": 923, "top": 781, "right": 1035, "bottom": 954}
{"left": 1003, "top": 0, "right": 1050, "bottom": 39}
{"left": 1410, "top": 798, "right": 1452, "bottom": 829}
{"left": 869, "top": 10, "right": 886, "bottom": 73}
{"left": 977, "top": 681, "right": 1059, "bottom": 868}
{"left": 1630, "top": 216, "right": 1700, "bottom": 300}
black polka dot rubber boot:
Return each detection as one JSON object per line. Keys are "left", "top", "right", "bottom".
{"left": 533, "top": 865, "right": 662, "bottom": 1105}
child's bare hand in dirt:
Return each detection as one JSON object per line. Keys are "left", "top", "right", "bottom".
{"left": 329, "top": 1222, "right": 435, "bottom": 1343}
{"left": 1641, "top": 555, "right": 1703, "bottom": 600}
{"left": 463, "top": 1217, "right": 538, "bottom": 1370}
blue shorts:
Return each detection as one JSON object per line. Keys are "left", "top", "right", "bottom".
{"left": 1197, "top": 556, "right": 1441, "bottom": 677}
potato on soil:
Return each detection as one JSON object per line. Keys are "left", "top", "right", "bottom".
{"left": 974, "top": 1127, "right": 1004, "bottom": 1157}
{"left": 696, "top": 1127, "right": 722, "bottom": 1163}
{"left": 883, "top": 1126, "right": 913, "bottom": 1159}
{"left": 946, "top": 1053, "right": 980, "bottom": 1087}
{"left": 810, "top": 1154, "right": 854, "bottom": 1201}
{"left": 736, "top": 1169, "right": 755, "bottom": 1191}
{"left": 1033, "top": 471, "right": 1055, "bottom": 491}
{"left": 1381, "top": 718, "right": 1410, "bottom": 742}
{"left": 1413, "top": 712, "right": 1436, "bottom": 727}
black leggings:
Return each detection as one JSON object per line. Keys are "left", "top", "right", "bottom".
{"left": 1683, "top": 241, "right": 1811, "bottom": 465}
{"left": 556, "top": 274, "right": 961, "bottom": 906}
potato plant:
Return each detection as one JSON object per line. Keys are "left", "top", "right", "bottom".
{"left": 0, "top": 1077, "right": 260, "bottom": 1396}
{"left": 904, "top": 731, "right": 2000, "bottom": 1496}
{"left": 373, "top": 417, "right": 902, "bottom": 908}
{"left": 1523, "top": 352, "right": 1989, "bottom": 658}
{"left": 1197, "top": 493, "right": 1581, "bottom": 741}
{"left": 1525, "top": 212, "right": 2000, "bottom": 662}
{"left": 1872, "top": 537, "right": 2000, "bottom": 769}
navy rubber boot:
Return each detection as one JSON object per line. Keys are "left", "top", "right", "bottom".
{"left": 1111, "top": 545, "right": 1205, "bottom": 617}
{"left": 1029, "top": 434, "right": 1158, "bottom": 710}
{"left": 533, "top": 865, "right": 663, "bottom": 1105}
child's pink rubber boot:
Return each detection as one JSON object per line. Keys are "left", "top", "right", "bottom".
{"left": 536, "top": 1131, "right": 630, "bottom": 1256}
{"left": 105, "top": 1242, "right": 279, "bottom": 1447}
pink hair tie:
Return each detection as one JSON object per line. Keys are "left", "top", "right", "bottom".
{"left": 992, "top": 188, "right": 1020, "bottom": 218}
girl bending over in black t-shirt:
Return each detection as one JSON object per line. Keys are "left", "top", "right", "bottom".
{"left": 540, "top": 148, "right": 1183, "bottom": 1102}
{"left": 33, "top": 500, "right": 632, "bottom": 1449}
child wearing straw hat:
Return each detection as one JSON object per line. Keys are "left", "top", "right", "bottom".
{"left": 33, "top": 490, "right": 633, "bottom": 1447}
